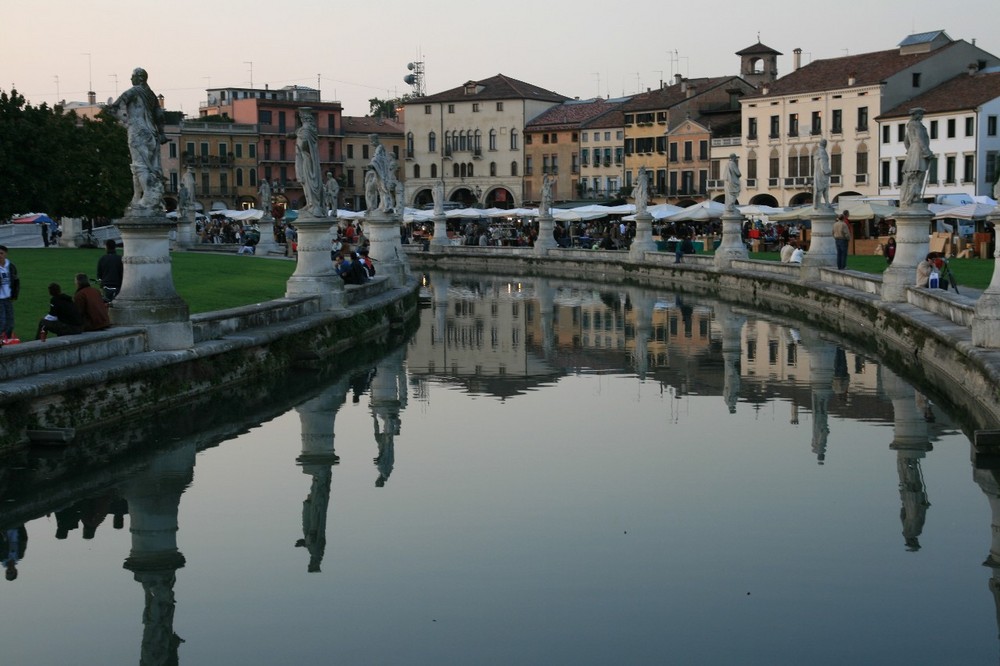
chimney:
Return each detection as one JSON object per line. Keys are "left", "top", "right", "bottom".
{"left": 848, "top": 72, "right": 856, "bottom": 86}
{"left": 793, "top": 48, "right": 802, "bottom": 71}
{"left": 686, "top": 84, "right": 697, "bottom": 99}
{"left": 674, "top": 73, "right": 683, "bottom": 86}
{"left": 680, "top": 78, "right": 687, "bottom": 93}
{"left": 969, "top": 62, "right": 979, "bottom": 76}
{"left": 157, "top": 94, "right": 165, "bottom": 109}
{"left": 761, "top": 83, "right": 770, "bottom": 95}
{"left": 87, "top": 90, "right": 96, "bottom": 105}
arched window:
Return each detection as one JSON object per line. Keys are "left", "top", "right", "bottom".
{"left": 511, "top": 161, "right": 518, "bottom": 176}
{"left": 431, "top": 164, "right": 437, "bottom": 178}
{"left": 249, "top": 168, "right": 257, "bottom": 186}
{"left": 453, "top": 163, "right": 460, "bottom": 178}
{"left": 489, "top": 129, "right": 497, "bottom": 151}
{"left": 787, "top": 148, "right": 799, "bottom": 178}
{"left": 428, "top": 131, "right": 436, "bottom": 153}
{"left": 490, "top": 162, "right": 497, "bottom": 177}
{"left": 444, "top": 131, "right": 450, "bottom": 152}
{"left": 406, "top": 132, "right": 414, "bottom": 157}
{"left": 236, "top": 168, "right": 244, "bottom": 187}
{"left": 474, "top": 129, "right": 482, "bottom": 154}
{"left": 510, "top": 129, "right": 519, "bottom": 150}
{"left": 460, "top": 163, "right": 468, "bottom": 178}
{"left": 413, "top": 164, "right": 421, "bottom": 179}
{"left": 459, "top": 130, "right": 467, "bottom": 152}
{"left": 468, "top": 163, "right": 474, "bottom": 178}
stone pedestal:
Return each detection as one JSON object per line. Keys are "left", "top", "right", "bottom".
{"left": 629, "top": 211, "right": 656, "bottom": 259}
{"left": 535, "top": 213, "right": 558, "bottom": 254}
{"left": 62, "top": 217, "right": 84, "bottom": 248}
{"left": 286, "top": 213, "right": 344, "bottom": 310}
{"left": 713, "top": 209, "right": 749, "bottom": 269}
{"left": 112, "top": 215, "right": 194, "bottom": 351}
{"left": 801, "top": 205, "right": 837, "bottom": 280}
{"left": 256, "top": 214, "right": 282, "bottom": 255}
{"left": 630, "top": 289, "right": 655, "bottom": 379}
{"left": 365, "top": 210, "right": 410, "bottom": 288}
{"left": 430, "top": 212, "right": 450, "bottom": 249}
{"left": 882, "top": 205, "right": 931, "bottom": 302}
{"left": 972, "top": 210, "right": 1000, "bottom": 347}
{"left": 175, "top": 211, "right": 196, "bottom": 249}
{"left": 716, "top": 303, "right": 746, "bottom": 414}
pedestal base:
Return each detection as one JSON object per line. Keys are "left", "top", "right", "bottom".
{"left": 365, "top": 210, "right": 411, "bottom": 288}
{"left": 535, "top": 214, "right": 557, "bottom": 254}
{"left": 714, "top": 210, "right": 749, "bottom": 269}
{"left": 882, "top": 206, "right": 931, "bottom": 302}
{"left": 285, "top": 213, "right": 344, "bottom": 310}
{"left": 629, "top": 212, "right": 656, "bottom": 259}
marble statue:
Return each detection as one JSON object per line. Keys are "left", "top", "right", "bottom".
{"left": 432, "top": 180, "right": 445, "bottom": 216}
{"left": 177, "top": 183, "right": 189, "bottom": 216}
{"left": 540, "top": 173, "right": 555, "bottom": 217}
{"left": 294, "top": 108, "right": 325, "bottom": 216}
{"left": 724, "top": 153, "right": 741, "bottom": 211}
{"left": 395, "top": 178, "right": 405, "bottom": 213}
{"left": 364, "top": 169, "right": 378, "bottom": 212}
{"left": 633, "top": 166, "right": 649, "bottom": 214}
{"left": 323, "top": 171, "right": 339, "bottom": 214}
{"left": 368, "top": 134, "right": 394, "bottom": 212}
{"left": 258, "top": 178, "right": 271, "bottom": 211}
{"left": 813, "top": 138, "right": 831, "bottom": 207}
{"left": 109, "top": 67, "right": 168, "bottom": 212}
{"left": 900, "top": 108, "right": 934, "bottom": 207}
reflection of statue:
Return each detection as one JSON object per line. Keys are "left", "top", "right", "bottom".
{"left": 177, "top": 183, "right": 189, "bottom": 216}
{"left": 258, "top": 179, "right": 271, "bottom": 211}
{"left": 323, "top": 172, "right": 339, "bottom": 213}
{"left": 633, "top": 166, "right": 649, "bottom": 214}
{"left": 724, "top": 153, "right": 741, "bottom": 211}
{"left": 108, "top": 67, "right": 168, "bottom": 212}
{"left": 900, "top": 108, "right": 934, "bottom": 207}
{"left": 813, "top": 139, "right": 831, "bottom": 207}
{"left": 395, "top": 179, "right": 405, "bottom": 213}
{"left": 294, "top": 108, "right": 324, "bottom": 216}
{"left": 364, "top": 170, "right": 378, "bottom": 211}
{"left": 181, "top": 167, "right": 195, "bottom": 214}
{"left": 540, "top": 174, "right": 555, "bottom": 217}
{"left": 432, "top": 180, "right": 444, "bottom": 215}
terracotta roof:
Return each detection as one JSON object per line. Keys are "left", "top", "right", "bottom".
{"left": 879, "top": 70, "right": 1000, "bottom": 119}
{"left": 736, "top": 41, "right": 783, "bottom": 56}
{"left": 342, "top": 116, "right": 404, "bottom": 134}
{"left": 746, "top": 42, "right": 963, "bottom": 99}
{"left": 622, "top": 76, "right": 744, "bottom": 112}
{"left": 408, "top": 73, "right": 568, "bottom": 104}
{"left": 583, "top": 108, "right": 627, "bottom": 130}
{"left": 525, "top": 98, "right": 628, "bottom": 132}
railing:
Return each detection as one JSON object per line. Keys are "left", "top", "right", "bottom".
{"left": 783, "top": 176, "right": 812, "bottom": 187}
{"left": 830, "top": 175, "right": 842, "bottom": 185}
{"left": 712, "top": 136, "right": 742, "bottom": 147}
{"left": 768, "top": 178, "right": 779, "bottom": 187}
{"left": 855, "top": 174, "right": 868, "bottom": 184}
{"left": 706, "top": 179, "right": 724, "bottom": 190}
{"left": 746, "top": 178, "right": 757, "bottom": 188}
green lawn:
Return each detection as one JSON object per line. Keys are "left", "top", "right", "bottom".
{"left": 6, "top": 248, "right": 295, "bottom": 339}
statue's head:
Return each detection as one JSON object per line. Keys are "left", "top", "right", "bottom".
{"left": 910, "top": 107, "right": 925, "bottom": 120}
{"left": 819, "top": 138, "right": 827, "bottom": 147}
{"left": 131, "top": 68, "right": 148, "bottom": 85}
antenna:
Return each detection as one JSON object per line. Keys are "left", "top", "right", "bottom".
{"left": 82, "top": 52, "right": 92, "bottom": 92}
{"left": 592, "top": 72, "right": 600, "bottom": 98}
{"left": 54, "top": 75, "right": 59, "bottom": 104}
{"left": 109, "top": 73, "right": 118, "bottom": 97}
{"left": 244, "top": 61, "right": 253, "bottom": 88}
{"left": 403, "top": 59, "right": 425, "bottom": 97}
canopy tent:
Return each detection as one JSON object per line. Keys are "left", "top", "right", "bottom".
{"left": 165, "top": 211, "right": 206, "bottom": 220}
{"left": 932, "top": 202, "right": 998, "bottom": 220}
{"left": 622, "top": 203, "right": 683, "bottom": 221}
{"left": 212, "top": 209, "right": 264, "bottom": 221}
{"left": 838, "top": 201, "right": 898, "bottom": 221}
{"left": 665, "top": 200, "right": 727, "bottom": 223}
{"left": 738, "top": 204, "right": 784, "bottom": 216}
{"left": 11, "top": 213, "right": 53, "bottom": 225}
{"left": 765, "top": 205, "right": 814, "bottom": 222}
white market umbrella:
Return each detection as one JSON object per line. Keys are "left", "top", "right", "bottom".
{"left": 932, "top": 202, "right": 997, "bottom": 220}
{"left": 665, "top": 200, "right": 727, "bottom": 222}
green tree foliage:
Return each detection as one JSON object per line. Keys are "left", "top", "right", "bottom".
{"left": 0, "top": 89, "right": 131, "bottom": 221}
{"left": 367, "top": 95, "right": 412, "bottom": 120}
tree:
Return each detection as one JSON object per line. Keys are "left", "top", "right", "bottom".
{"left": 367, "top": 95, "right": 413, "bottom": 120}
{"left": 0, "top": 89, "right": 130, "bottom": 221}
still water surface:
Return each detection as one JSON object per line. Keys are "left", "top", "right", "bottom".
{"left": 1, "top": 271, "right": 996, "bottom": 665}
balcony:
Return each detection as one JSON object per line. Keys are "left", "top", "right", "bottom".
{"left": 473, "top": 148, "right": 482, "bottom": 160}
{"left": 405, "top": 149, "right": 414, "bottom": 161}
{"left": 706, "top": 179, "right": 724, "bottom": 190}
{"left": 712, "top": 136, "right": 742, "bottom": 148}
{"left": 783, "top": 176, "right": 812, "bottom": 188}
{"left": 768, "top": 177, "right": 779, "bottom": 187}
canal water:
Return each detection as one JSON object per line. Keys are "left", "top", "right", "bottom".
{"left": 1, "top": 271, "right": 996, "bottom": 665}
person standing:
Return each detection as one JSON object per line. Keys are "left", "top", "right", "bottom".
{"left": 0, "top": 245, "right": 20, "bottom": 340}
{"left": 832, "top": 214, "right": 851, "bottom": 269}
{"left": 39, "top": 221, "right": 50, "bottom": 247}
{"left": 96, "top": 239, "right": 124, "bottom": 299}
{"left": 73, "top": 274, "right": 111, "bottom": 332}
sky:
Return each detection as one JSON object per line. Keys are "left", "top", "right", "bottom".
{"left": 5, "top": 0, "right": 1000, "bottom": 119}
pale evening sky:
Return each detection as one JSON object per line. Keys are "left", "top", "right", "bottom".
{"left": 5, "top": 0, "right": 999, "bottom": 118}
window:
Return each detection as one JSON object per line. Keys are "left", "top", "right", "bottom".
{"left": 604, "top": 132, "right": 611, "bottom": 141}
{"left": 259, "top": 110, "right": 272, "bottom": 124}
{"left": 496, "top": 102, "right": 503, "bottom": 111}
{"left": 472, "top": 103, "right": 479, "bottom": 112}
{"left": 947, "top": 118, "right": 956, "bottom": 138}
{"left": 581, "top": 148, "right": 590, "bottom": 165}
{"left": 989, "top": 116, "right": 998, "bottom": 137}
{"left": 857, "top": 106, "right": 869, "bottom": 132}
{"left": 880, "top": 160, "right": 891, "bottom": 187}
{"left": 551, "top": 133, "right": 558, "bottom": 143}
{"left": 788, "top": 113, "right": 799, "bottom": 137}
{"left": 249, "top": 168, "right": 257, "bottom": 186}
{"left": 428, "top": 131, "right": 436, "bottom": 152}
{"left": 413, "top": 164, "right": 421, "bottom": 178}
{"left": 928, "top": 156, "right": 938, "bottom": 184}
{"left": 747, "top": 157, "right": 757, "bottom": 180}
{"left": 430, "top": 163, "right": 437, "bottom": 178}
{"left": 362, "top": 144, "right": 369, "bottom": 160}
{"left": 236, "top": 168, "right": 244, "bottom": 187}
{"left": 831, "top": 109, "right": 843, "bottom": 134}
{"left": 624, "top": 114, "right": 634, "bottom": 125}
{"left": 769, "top": 152, "right": 779, "bottom": 179}
{"left": 699, "top": 140, "right": 708, "bottom": 160}
{"left": 669, "top": 143, "right": 678, "bottom": 163}
{"left": 912, "top": 72, "right": 921, "bottom": 87}
{"left": 616, "top": 130, "right": 623, "bottom": 140}
{"left": 347, "top": 144, "right": 354, "bottom": 159}
{"left": 945, "top": 155, "right": 956, "bottom": 183}
{"left": 769, "top": 115, "right": 779, "bottom": 138}
{"left": 489, "top": 129, "right": 497, "bottom": 151}
{"left": 963, "top": 154, "right": 975, "bottom": 182}
{"left": 511, "top": 161, "right": 518, "bottom": 176}
{"left": 169, "top": 142, "right": 177, "bottom": 158}
{"left": 882, "top": 125, "right": 891, "bottom": 144}
{"left": 986, "top": 151, "right": 1000, "bottom": 185}
{"left": 200, "top": 142, "right": 209, "bottom": 157}
{"left": 965, "top": 117, "right": 975, "bottom": 137}
{"left": 540, "top": 134, "right": 546, "bottom": 144}
{"left": 856, "top": 147, "right": 868, "bottom": 177}
{"left": 525, "top": 156, "right": 533, "bottom": 175}
{"left": 490, "top": 161, "right": 497, "bottom": 177}
{"left": 683, "top": 141, "right": 693, "bottom": 161}
{"left": 897, "top": 123, "right": 905, "bottom": 142}
{"left": 424, "top": 104, "right": 431, "bottom": 114}
{"left": 406, "top": 132, "right": 414, "bottom": 157}
{"left": 510, "top": 129, "right": 518, "bottom": 150}
{"left": 234, "top": 143, "right": 243, "bottom": 158}
{"left": 581, "top": 132, "right": 588, "bottom": 143}
{"left": 811, "top": 111, "right": 821, "bottom": 135}
{"left": 248, "top": 144, "right": 256, "bottom": 158}
{"left": 263, "top": 140, "right": 271, "bottom": 160}
{"left": 624, "top": 138, "right": 634, "bottom": 155}
{"left": 448, "top": 104, "right": 455, "bottom": 114}
{"left": 747, "top": 117, "right": 758, "bottom": 139}
{"left": 930, "top": 120, "right": 938, "bottom": 139}
{"left": 346, "top": 169, "right": 355, "bottom": 187}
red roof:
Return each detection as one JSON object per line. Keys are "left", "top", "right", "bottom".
{"left": 408, "top": 73, "right": 568, "bottom": 105}
{"left": 879, "top": 70, "right": 1000, "bottom": 119}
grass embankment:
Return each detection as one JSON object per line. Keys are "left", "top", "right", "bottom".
{"left": 4, "top": 246, "right": 994, "bottom": 341}
{"left": 7, "top": 248, "right": 295, "bottom": 339}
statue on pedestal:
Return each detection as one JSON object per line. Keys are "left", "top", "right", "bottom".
{"left": 900, "top": 108, "right": 934, "bottom": 207}
{"left": 258, "top": 179, "right": 271, "bottom": 213}
{"left": 633, "top": 166, "right": 649, "bottom": 214}
{"left": 364, "top": 170, "right": 378, "bottom": 212}
{"left": 540, "top": 173, "right": 555, "bottom": 217}
{"left": 724, "top": 154, "right": 741, "bottom": 212}
{"left": 323, "top": 172, "right": 339, "bottom": 215}
{"left": 294, "top": 108, "right": 324, "bottom": 216}
{"left": 813, "top": 139, "right": 831, "bottom": 208}
{"left": 432, "top": 180, "right": 444, "bottom": 216}
{"left": 368, "top": 134, "right": 395, "bottom": 212}
{"left": 108, "top": 67, "right": 168, "bottom": 213}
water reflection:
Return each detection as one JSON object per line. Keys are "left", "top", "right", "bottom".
{"left": 1, "top": 271, "right": 996, "bottom": 663}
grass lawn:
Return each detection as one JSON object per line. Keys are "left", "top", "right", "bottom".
{"left": 6, "top": 248, "right": 295, "bottom": 339}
